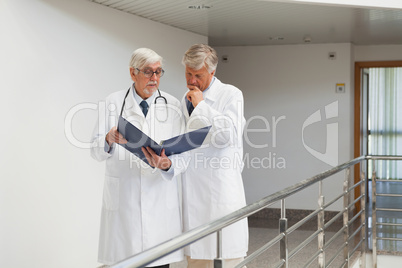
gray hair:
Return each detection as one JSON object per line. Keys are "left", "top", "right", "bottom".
{"left": 129, "top": 48, "right": 163, "bottom": 72}
{"left": 182, "top": 44, "right": 218, "bottom": 73}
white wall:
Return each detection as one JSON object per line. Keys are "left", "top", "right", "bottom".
{"left": 354, "top": 45, "right": 402, "bottom": 62}
{"left": 214, "top": 44, "right": 354, "bottom": 209}
{"left": 214, "top": 43, "right": 402, "bottom": 210}
{"left": 0, "top": 0, "right": 206, "bottom": 267}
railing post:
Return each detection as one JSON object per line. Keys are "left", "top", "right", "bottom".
{"left": 280, "top": 199, "right": 288, "bottom": 268}
{"left": 372, "top": 160, "right": 377, "bottom": 268}
{"left": 318, "top": 181, "right": 325, "bottom": 268}
{"left": 360, "top": 168, "right": 366, "bottom": 268}
{"left": 343, "top": 168, "right": 350, "bottom": 267}
{"left": 214, "top": 229, "right": 224, "bottom": 268}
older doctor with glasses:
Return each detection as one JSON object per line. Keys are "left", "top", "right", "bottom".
{"left": 91, "top": 48, "right": 184, "bottom": 268}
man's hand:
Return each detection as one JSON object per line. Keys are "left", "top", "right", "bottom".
{"left": 106, "top": 126, "right": 128, "bottom": 145}
{"left": 186, "top": 85, "right": 204, "bottom": 107}
{"left": 142, "top": 147, "right": 172, "bottom": 171}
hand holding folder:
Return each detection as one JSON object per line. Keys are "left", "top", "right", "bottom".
{"left": 117, "top": 116, "right": 211, "bottom": 166}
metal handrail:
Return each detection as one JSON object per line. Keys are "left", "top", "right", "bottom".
{"left": 235, "top": 232, "right": 284, "bottom": 267}
{"left": 110, "top": 156, "right": 366, "bottom": 268}
{"left": 369, "top": 155, "right": 402, "bottom": 268}
{"left": 366, "top": 155, "right": 402, "bottom": 161}
{"left": 110, "top": 155, "right": 402, "bottom": 268}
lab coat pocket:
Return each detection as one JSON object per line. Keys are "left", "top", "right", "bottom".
{"left": 103, "top": 176, "right": 120, "bottom": 211}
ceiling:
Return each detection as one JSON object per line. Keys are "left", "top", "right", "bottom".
{"left": 88, "top": 0, "right": 402, "bottom": 46}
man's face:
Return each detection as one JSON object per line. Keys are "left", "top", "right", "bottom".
{"left": 131, "top": 62, "right": 162, "bottom": 99}
{"left": 185, "top": 65, "right": 215, "bottom": 92}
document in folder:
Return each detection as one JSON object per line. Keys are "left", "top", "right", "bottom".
{"left": 117, "top": 116, "right": 211, "bottom": 166}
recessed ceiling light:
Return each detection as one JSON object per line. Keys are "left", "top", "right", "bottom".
{"left": 269, "top": 36, "right": 284, "bottom": 41}
{"left": 303, "top": 36, "right": 312, "bottom": 43}
{"left": 188, "top": 4, "right": 212, "bottom": 10}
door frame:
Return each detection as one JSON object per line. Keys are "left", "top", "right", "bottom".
{"left": 354, "top": 60, "right": 402, "bottom": 211}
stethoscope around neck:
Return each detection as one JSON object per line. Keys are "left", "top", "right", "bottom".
{"left": 119, "top": 87, "right": 168, "bottom": 123}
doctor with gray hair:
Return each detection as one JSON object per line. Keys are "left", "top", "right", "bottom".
{"left": 143, "top": 43, "right": 248, "bottom": 268}
{"left": 91, "top": 47, "right": 184, "bottom": 268}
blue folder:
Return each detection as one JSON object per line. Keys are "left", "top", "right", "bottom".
{"left": 117, "top": 116, "right": 211, "bottom": 166}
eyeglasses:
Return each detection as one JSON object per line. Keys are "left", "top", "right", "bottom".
{"left": 136, "top": 68, "right": 165, "bottom": 78}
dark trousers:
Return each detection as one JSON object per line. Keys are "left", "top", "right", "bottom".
{"left": 146, "top": 265, "right": 169, "bottom": 268}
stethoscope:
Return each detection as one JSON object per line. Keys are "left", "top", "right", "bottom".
{"left": 119, "top": 87, "right": 168, "bottom": 122}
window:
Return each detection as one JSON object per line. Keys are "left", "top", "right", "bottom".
{"left": 367, "top": 67, "right": 402, "bottom": 179}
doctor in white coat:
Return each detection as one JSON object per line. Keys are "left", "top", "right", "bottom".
{"left": 143, "top": 44, "right": 248, "bottom": 268}
{"left": 91, "top": 48, "right": 184, "bottom": 267}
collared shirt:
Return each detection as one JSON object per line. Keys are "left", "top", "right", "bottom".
{"left": 104, "top": 84, "right": 158, "bottom": 153}
{"left": 132, "top": 83, "right": 157, "bottom": 107}
{"left": 186, "top": 77, "right": 216, "bottom": 114}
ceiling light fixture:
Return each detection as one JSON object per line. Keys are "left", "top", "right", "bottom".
{"left": 269, "top": 36, "right": 285, "bottom": 41}
{"left": 303, "top": 36, "right": 312, "bottom": 43}
{"left": 188, "top": 4, "right": 212, "bottom": 10}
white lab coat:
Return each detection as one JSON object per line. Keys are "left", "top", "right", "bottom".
{"left": 166, "top": 77, "right": 249, "bottom": 259}
{"left": 91, "top": 86, "right": 185, "bottom": 266}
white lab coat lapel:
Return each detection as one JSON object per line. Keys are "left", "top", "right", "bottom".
{"left": 147, "top": 101, "right": 158, "bottom": 141}
{"left": 202, "top": 78, "right": 220, "bottom": 104}
{"left": 182, "top": 78, "right": 220, "bottom": 130}
{"left": 122, "top": 88, "right": 146, "bottom": 126}
{"left": 121, "top": 88, "right": 167, "bottom": 142}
